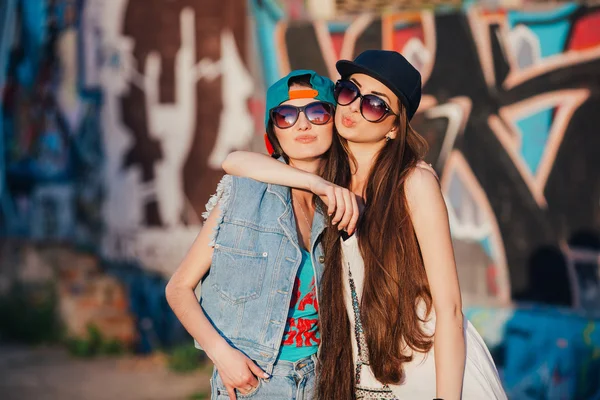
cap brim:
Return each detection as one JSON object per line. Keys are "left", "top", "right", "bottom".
{"left": 336, "top": 60, "right": 411, "bottom": 117}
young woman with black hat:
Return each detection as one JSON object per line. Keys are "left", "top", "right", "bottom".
{"left": 223, "top": 50, "right": 507, "bottom": 400}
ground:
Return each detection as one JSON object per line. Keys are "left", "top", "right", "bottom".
{"left": 0, "top": 345, "right": 212, "bottom": 400}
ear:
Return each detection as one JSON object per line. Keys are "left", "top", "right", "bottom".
{"left": 387, "top": 124, "right": 398, "bottom": 140}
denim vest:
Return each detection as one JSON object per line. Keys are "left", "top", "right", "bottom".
{"left": 198, "top": 175, "right": 327, "bottom": 373}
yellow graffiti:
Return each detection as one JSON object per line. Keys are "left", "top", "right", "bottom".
{"left": 583, "top": 322, "right": 595, "bottom": 346}
{"left": 470, "top": 310, "right": 491, "bottom": 333}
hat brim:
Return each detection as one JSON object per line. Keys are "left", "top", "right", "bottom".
{"left": 336, "top": 60, "right": 412, "bottom": 118}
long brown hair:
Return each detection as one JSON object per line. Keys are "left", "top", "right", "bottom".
{"left": 317, "top": 104, "right": 432, "bottom": 400}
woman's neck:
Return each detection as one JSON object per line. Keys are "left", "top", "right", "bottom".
{"left": 347, "top": 140, "right": 385, "bottom": 197}
{"left": 288, "top": 158, "right": 320, "bottom": 176}
{"left": 288, "top": 158, "right": 321, "bottom": 206}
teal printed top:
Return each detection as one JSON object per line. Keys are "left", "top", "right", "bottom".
{"left": 278, "top": 249, "right": 320, "bottom": 361}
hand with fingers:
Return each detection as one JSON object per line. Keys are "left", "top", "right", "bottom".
{"left": 212, "top": 344, "right": 269, "bottom": 400}
{"left": 308, "top": 177, "right": 360, "bottom": 236}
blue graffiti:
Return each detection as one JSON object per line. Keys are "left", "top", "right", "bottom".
{"left": 508, "top": 4, "right": 578, "bottom": 59}
{"left": 248, "top": 0, "right": 284, "bottom": 87}
{"left": 17, "top": 0, "right": 49, "bottom": 88}
{"left": 515, "top": 108, "right": 554, "bottom": 175}
{"left": 466, "top": 305, "right": 600, "bottom": 400}
{"left": 106, "top": 262, "right": 189, "bottom": 353}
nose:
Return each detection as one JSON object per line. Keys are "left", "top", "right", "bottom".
{"left": 348, "top": 96, "right": 361, "bottom": 113}
{"left": 296, "top": 111, "right": 311, "bottom": 131}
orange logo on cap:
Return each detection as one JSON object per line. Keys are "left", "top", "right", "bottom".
{"left": 288, "top": 89, "right": 318, "bottom": 100}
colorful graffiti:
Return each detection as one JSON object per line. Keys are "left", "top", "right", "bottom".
{"left": 1, "top": 0, "right": 104, "bottom": 245}
{"left": 466, "top": 305, "right": 600, "bottom": 399}
{"left": 1, "top": 0, "right": 253, "bottom": 274}
{"left": 2, "top": 0, "right": 600, "bottom": 362}
{"left": 77, "top": 0, "right": 253, "bottom": 275}
{"left": 249, "top": 1, "right": 600, "bottom": 309}
{"left": 1, "top": 0, "right": 253, "bottom": 350}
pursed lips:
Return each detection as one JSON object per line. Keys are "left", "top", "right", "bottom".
{"left": 341, "top": 114, "right": 357, "bottom": 128}
{"left": 295, "top": 135, "right": 318, "bottom": 143}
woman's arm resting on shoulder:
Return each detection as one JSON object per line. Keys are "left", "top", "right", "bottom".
{"left": 165, "top": 203, "right": 268, "bottom": 399}
{"left": 222, "top": 151, "right": 360, "bottom": 234}
{"left": 222, "top": 151, "right": 317, "bottom": 191}
{"left": 405, "top": 168, "right": 465, "bottom": 400}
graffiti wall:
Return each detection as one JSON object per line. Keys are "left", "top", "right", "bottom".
{"left": 1, "top": 0, "right": 252, "bottom": 350}
{"left": 1, "top": 0, "right": 104, "bottom": 246}
{"left": 465, "top": 305, "right": 600, "bottom": 399}
{"left": 83, "top": 0, "right": 253, "bottom": 275}
{"left": 0, "top": 0, "right": 252, "bottom": 276}
{"left": 2, "top": 1, "right": 600, "bottom": 311}
{"left": 249, "top": 0, "right": 600, "bottom": 308}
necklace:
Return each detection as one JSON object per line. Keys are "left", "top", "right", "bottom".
{"left": 292, "top": 192, "right": 312, "bottom": 232}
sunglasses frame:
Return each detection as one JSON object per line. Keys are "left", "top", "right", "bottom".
{"left": 334, "top": 80, "right": 398, "bottom": 123}
{"left": 270, "top": 101, "right": 334, "bottom": 129}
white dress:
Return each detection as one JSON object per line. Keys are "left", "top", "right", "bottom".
{"left": 341, "top": 235, "right": 507, "bottom": 399}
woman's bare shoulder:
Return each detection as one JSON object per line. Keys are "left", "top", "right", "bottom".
{"left": 404, "top": 165, "right": 441, "bottom": 205}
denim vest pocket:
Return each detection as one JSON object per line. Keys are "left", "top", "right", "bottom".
{"left": 212, "top": 244, "right": 268, "bottom": 304}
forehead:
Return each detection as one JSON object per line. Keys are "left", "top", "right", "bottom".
{"left": 280, "top": 97, "right": 317, "bottom": 107}
{"left": 349, "top": 73, "right": 397, "bottom": 102}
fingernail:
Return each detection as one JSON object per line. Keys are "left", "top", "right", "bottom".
{"left": 263, "top": 373, "right": 270, "bottom": 378}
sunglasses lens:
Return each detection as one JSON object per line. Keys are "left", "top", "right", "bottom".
{"left": 335, "top": 81, "right": 359, "bottom": 106}
{"left": 305, "top": 102, "right": 333, "bottom": 125}
{"left": 272, "top": 106, "right": 299, "bottom": 128}
{"left": 361, "top": 95, "right": 388, "bottom": 122}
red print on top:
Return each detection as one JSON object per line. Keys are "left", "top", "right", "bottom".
{"left": 299, "top": 277, "right": 318, "bottom": 312}
{"left": 282, "top": 276, "right": 320, "bottom": 347}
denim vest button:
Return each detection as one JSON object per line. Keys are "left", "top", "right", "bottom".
{"left": 318, "top": 256, "right": 325, "bottom": 263}
{"left": 262, "top": 252, "right": 268, "bottom": 257}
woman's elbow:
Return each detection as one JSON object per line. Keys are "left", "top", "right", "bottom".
{"left": 165, "top": 279, "right": 180, "bottom": 306}
{"left": 221, "top": 155, "right": 232, "bottom": 173}
{"left": 435, "top": 302, "right": 464, "bottom": 321}
{"left": 222, "top": 151, "right": 241, "bottom": 173}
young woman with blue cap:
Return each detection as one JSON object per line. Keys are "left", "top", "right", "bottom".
{"left": 223, "top": 50, "right": 507, "bottom": 400}
{"left": 166, "top": 69, "right": 358, "bottom": 400}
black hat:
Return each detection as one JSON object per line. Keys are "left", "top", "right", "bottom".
{"left": 336, "top": 50, "right": 421, "bottom": 120}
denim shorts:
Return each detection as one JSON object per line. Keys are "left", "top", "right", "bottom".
{"left": 210, "top": 354, "right": 317, "bottom": 400}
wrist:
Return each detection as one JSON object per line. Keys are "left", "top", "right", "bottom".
{"left": 203, "top": 336, "right": 230, "bottom": 363}
{"left": 306, "top": 174, "right": 324, "bottom": 192}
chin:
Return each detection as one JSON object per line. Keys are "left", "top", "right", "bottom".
{"left": 336, "top": 127, "right": 362, "bottom": 142}
{"left": 287, "top": 149, "right": 328, "bottom": 161}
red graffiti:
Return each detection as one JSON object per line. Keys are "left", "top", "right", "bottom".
{"left": 567, "top": 11, "right": 600, "bottom": 51}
